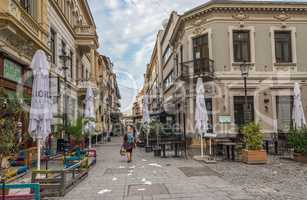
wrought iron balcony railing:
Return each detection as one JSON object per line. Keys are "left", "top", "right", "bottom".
{"left": 179, "top": 57, "right": 214, "bottom": 80}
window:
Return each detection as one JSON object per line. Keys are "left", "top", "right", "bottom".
{"left": 20, "top": 0, "right": 35, "bottom": 17}
{"left": 233, "top": 30, "right": 251, "bottom": 62}
{"left": 174, "top": 54, "right": 178, "bottom": 76}
{"left": 163, "top": 46, "right": 172, "bottom": 65}
{"left": 276, "top": 96, "right": 293, "bottom": 132}
{"left": 275, "top": 31, "right": 292, "bottom": 63}
{"left": 163, "top": 70, "right": 174, "bottom": 90}
{"left": 61, "top": 40, "right": 67, "bottom": 71}
{"left": 50, "top": 29, "right": 56, "bottom": 64}
{"left": 234, "top": 96, "right": 254, "bottom": 127}
{"left": 81, "top": 64, "right": 84, "bottom": 80}
{"left": 69, "top": 50, "right": 73, "bottom": 79}
{"left": 193, "top": 34, "right": 209, "bottom": 59}
{"left": 180, "top": 45, "right": 183, "bottom": 63}
{"left": 86, "top": 69, "right": 89, "bottom": 80}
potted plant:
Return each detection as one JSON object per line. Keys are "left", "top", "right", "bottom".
{"left": 66, "top": 118, "right": 85, "bottom": 149}
{"left": 0, "top": 88, "right": 20, "bottom": 169}
{"left": 288, "top": 128, "right": 307, "bottom": 163}
{"left": 241, "top": 123, "right": 267, "bottom": 164}
{"left": 150, "top": 121, "right": 163, "bottom": 157}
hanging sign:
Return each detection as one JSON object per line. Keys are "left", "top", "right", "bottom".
{"left": 3, "top": 59, "right": 22, "bottom": 83}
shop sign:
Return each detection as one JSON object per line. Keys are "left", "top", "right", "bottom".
{"left": 219, "top": 115, "right": 232, "bottom": 124}
{"left": 4, "top": 59, "right": 22, "bottom": 83}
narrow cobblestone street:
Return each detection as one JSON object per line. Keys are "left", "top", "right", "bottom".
{"left": 58, "top": 137, "right": 247, "bottom": 200}
{"left": 56, "top": 137, "right": 307, "bottom": 200}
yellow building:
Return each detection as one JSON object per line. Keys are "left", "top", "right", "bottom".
{"left": 0, "top": 0, "right": 50, "bottom": 96}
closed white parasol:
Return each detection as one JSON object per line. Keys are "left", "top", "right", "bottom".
{"left": 28, "top": 50, "right": 53, "bottom": 170}
{"left": 84, "top": 86, "right": 96, "bottom": 149}
{"left": 293, "top": 82, "right": 306, "bottom": 129}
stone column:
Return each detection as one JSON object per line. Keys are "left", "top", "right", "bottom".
{"left": 90, "top": 48, "right": 96, "bottom": 81}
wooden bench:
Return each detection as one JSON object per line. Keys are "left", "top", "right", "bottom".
{"left": 0, "top": 183, "right": 40, "bottom": 200}
{"left": 31, "top": 158, "right": 89, "bottom": 197}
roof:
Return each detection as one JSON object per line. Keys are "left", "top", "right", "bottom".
{"left": 185, "top": 0, "right": 307, "bottom": 15}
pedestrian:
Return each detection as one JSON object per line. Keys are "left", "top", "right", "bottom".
{"left": 122, "top": 125, "right": 135, "bottom": 163}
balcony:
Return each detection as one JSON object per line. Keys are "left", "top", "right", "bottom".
{"left": 75, "top": 25, "right": 96, "bottom": 36}
{"left": 179, "top": 58, "right": 214, "bottom": 81}
{"left": 74, "top": 25, "right": 98, "bottom": 50}
{"left": 0, "top": 0, "right": 49, "bottom": 56}
{"left": 77, "top": 80, "right": 98, "bottom": 96}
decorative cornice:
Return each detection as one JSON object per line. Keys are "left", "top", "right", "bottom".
{"left": 232, "top": 11, "right": 249, "bottom": 21}
{"left": 274, "top": 11, "right": 291, "bottom": 21}
{"left": 183, "top": 7, "right": 307, "bottom": 22}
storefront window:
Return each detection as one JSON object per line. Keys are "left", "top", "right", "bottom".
{"left": 276, "top": 96, "right": 293, "bottom": 132}
{"left": 234, "top": 96, "right": 254, "bottom": 127}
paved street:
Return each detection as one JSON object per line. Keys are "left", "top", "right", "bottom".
{"left": 54, "top": 137, "right": 307, "bottom": 200}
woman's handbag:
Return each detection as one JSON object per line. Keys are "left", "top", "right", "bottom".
{"left": 120, "top": 147, "right": 126, "bottom": 156}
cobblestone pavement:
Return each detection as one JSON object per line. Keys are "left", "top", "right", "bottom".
{"left": 55, "top": 137, "right": 307, "bottom": 200}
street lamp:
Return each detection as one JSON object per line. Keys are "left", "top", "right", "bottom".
{"left": 59, "top": 49, "right": 71, "bottom": 147}
{"left": 240, "top": 61, "right": 252, "bottom": 124}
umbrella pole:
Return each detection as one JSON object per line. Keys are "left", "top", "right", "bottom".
{"left": 209, "top": 138, "right": 212, "bottom": 156}
{"left": 201, "top": 133, "right": 204, "bottom": 158}
{"left": 37, "top": 139, "right": 41, "bottom": 170}
{"left": 89, "top": 133, "right": 92, "bottom": 149}
{"left": 146, "top": 127, "right": 149, "bottom": 147}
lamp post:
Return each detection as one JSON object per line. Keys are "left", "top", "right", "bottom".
{"left": 59, "top": 50, "right": 70, "bottom": 144}
{"left": 240, "top": 61, "right": 251, "bottom": 124}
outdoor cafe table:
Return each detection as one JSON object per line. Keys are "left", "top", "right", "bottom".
{"left": 159, "top": 140, "right": 184, "bottom": 158}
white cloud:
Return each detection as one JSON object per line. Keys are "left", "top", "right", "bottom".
{"left": 88, "top": 0, "right": 210, "bottom": 111}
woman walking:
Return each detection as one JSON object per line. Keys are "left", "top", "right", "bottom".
{"left": 122, "top": 125, "right": 135, "bottom": 163}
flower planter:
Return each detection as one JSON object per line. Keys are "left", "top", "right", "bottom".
{"left": 242, "top": 149, "right": 267, "bottom": 164}
{"left": 293, "top": 153, "right": 307, "bottom": 163}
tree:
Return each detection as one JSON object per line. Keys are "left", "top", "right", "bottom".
{"left": 0, "top": 87, "right": 26, "bottom": 168}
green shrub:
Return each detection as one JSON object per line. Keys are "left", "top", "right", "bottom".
{"left": 288, "top": 128, "right": 307, "bottom": 155}
{"left": 243, "top": 123, "right": 264, "bottom": 151}
{"left": 66, "top": 118, "right": 84, "bottom": 144}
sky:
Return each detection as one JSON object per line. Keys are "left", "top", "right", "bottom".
{"left": 89, "top": 0, "right": 206, "bottom": 113}
{"left": 88, "top": 0, "right": 307, "bottom": 113}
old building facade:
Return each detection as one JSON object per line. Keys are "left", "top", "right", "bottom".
{"left": 144, "top": 0, "right": 307, "bottom": 139}
{"left": 47, "top": 0, "right": 99, "bottom": 134}
{"left": 0, "top": 0, "right": 121, "bottom": 139}
{"left": 0, "top": 0, "right": 49, "bottom": 98}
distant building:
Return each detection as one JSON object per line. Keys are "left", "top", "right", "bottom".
{"left": 132, "top": 88, "right": 145, "bottom": 123}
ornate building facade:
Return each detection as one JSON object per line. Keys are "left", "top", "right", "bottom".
{"left": 144, "top": 0, "right": 307, "bottom": 140}
{"left": 47, "top": 0, "right": 99, "bottom": 133}
{"left": 0, "top": 0, "right": 121, "bottom": 139}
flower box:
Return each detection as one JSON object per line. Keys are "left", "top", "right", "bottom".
{"left": 293, "top": 153, "right": 307, "bottom": 163}
{"left": 242, "top": 149, "right": 267, "bottom": 164}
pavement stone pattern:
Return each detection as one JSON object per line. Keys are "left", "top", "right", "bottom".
{"left": 53, "top": 137, "right": 307, "bottom": 200}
